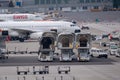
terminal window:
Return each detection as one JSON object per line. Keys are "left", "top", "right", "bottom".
{"left": 35, "top": 0, "right": 39, "bottom": 5}
{"left": 94, "top": 6, "right": 99, "bottom": 9}
{"left": 85, "top": 0, "right": 90, "bottom": 3}
{"left": 79, "top": 0, "right": 84, "bottom": 3}
{"left": 96, "top": 0, "right": 101, "bottom": 2}
{"left": 57, "top": 0, "right": 62, "bottom": 4}
{"left": 46, "top": 0, "right": 51, "bottom": 4}
{"left": 40, "top": 0, "right": 45, "bottom": 4}
{"left": 51, "top": 0, "right": 56, "bottom": 4}
{"left": 91, "top": 0, "right": 96, "bottom": 3}
{"left": 83, "top": 6, "right": 88, "bottom": 10}
{"left": 71, "top": 7, "right": 76, "bottom": 10}
{"left": 49, "top": 7, "right": 54, "bottom": 10}
{"left": 63, "top": 0, "right": 69, "bottom": 4}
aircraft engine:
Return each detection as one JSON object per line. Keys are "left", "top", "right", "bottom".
{"left": 0, "top": 28, "right": 9, "bottom": 36}
{"left": 30, "top": 32, "right": 43, "bottom": 40}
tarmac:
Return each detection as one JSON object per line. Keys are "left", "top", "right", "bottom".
{"left": 0, "top": 22, "right": 120, "bottom": 80}
{"left": 0, "top": 62, "right": 120, "bottom": 80}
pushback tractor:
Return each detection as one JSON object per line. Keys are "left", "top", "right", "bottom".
{"left": 38, "top": 32, "right": 57, "bottom": 61}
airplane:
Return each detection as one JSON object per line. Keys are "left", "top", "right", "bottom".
{"left": 0, "top": 13, "right": 45, "bottom": 21}
{"left": 0, "top": 21, "right": 81, "bottom": 42}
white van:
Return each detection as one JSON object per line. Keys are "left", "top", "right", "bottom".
{"left": 90, "top": 47, "right": 108, "bottom": 58}
{"left": 109, "top": 42, "right": 118, "bottom": 55}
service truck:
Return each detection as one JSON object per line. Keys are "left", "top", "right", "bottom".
{"left": 76, "top": 32, "right": 91, "bottom": 61}
{"left": 38, "top": 32, "right": 57, "bottom": 61}
{"left": 57, "top": 32, "right": 75, "bottom": 61}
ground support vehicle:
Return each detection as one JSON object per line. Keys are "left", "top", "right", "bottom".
{"left": 0, "top": 48, "right": 8, "bottom": 59}
{"left": 17, "top": 66, "right": 29, "bottom": 75}
{"left": 76, "top": 33, "right": 91, "bottom": 61}
{"left": 33, "top": 66, "right": 49, "bottom": 74}
{"left": 58, "top": 66, "right": 70, "bottom": 74}
{"left": 91, "top": 47, "right": 108, "bottom": 58}
{"left": 0, "top": 36, "right": 8, "bottom": 59}
{"left": 57, "top": 32, "right": 75, "bottom": 61}
{"left": 109, "top": 42, "right": 118, "bottom": 55}
{"left": 38, "top": 32, "right": 57, "bottom": 61}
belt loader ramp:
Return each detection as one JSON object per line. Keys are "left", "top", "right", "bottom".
{"left": 76, "top": 33, "right": 91, "bottom": 61}
{"left": 38, "top": 32, "right": 57, "bottom": 61}
{"left": 57, "top": 32, "right": 75, "bottom": 61}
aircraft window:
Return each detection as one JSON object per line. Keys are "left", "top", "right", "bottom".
{"left": 70, "top": 24, "right": 75, "bottom": 27}
{"left": 35, "top": 15, "right": 40, "bottom": 17}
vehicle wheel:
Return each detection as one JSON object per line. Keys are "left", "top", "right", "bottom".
{"left": 33, "top": 72, "right": 36, "bottom": 75}
{"left": 44, "top": 71, "right": 46, "bottom": 74}
{"left": 19, "top": 38, "right": 24, "bottom": 42}
{"left": 6, "top": 56, "right": 8, "bottom": 59}
{"left": 17, "top": 72, "right": 20, "bottom": 75}
{"left": 91, "top": 55, "right": 94, "bottom": 57}
{"left": 24, "top": 72, "right": 27, "bottom": 75}
{"left": 47, "top": 71, "right": 49, "bottom": 74}
{"left": 116, "top": 55, "right": 120, "bottom": 57}
{"left": 58, "top": 71, "right": 61, "bottom": 74}
{"left": 39, "top": 72, "right": 41, "bottom": 74}
{"left": 65, "top": 71, "right": 68, "bottom": 74}
{"left": 105, "top": 55, "right": 108, "bottom": 58}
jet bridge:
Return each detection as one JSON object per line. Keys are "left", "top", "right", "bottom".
{"left": 38, "top": 32, "right": 57, "bottom": 61}
{"left": 57, "top": 32, "right": 75, "bottom": 61}
{"left": 76, "top": 33, "right": 91, "bottom": 61}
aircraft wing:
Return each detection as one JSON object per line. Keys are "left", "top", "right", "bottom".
{"left": 11, "top": 28, "right": 34, "bottom": 34}
{"left": 11, "top": 28, "right": 43, "bottom": 34}
{"left": 9, "top": 27, "right": 44, "bottom": 41}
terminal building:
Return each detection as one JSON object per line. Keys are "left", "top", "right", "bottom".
{"left": 0, "top": 0, "right": 113, "bottom": 13}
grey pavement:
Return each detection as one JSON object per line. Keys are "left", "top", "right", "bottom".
{"left": 0, "top": 22, "right": 120, "bottom": 80}
{"left": 0, "top": 63, "right": 120, "bottom": 80}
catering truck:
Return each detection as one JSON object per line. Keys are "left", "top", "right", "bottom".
{"left": 75, "top": 32, "right": 91, "bottom": 61}
{"left": 38, "top": 32, "right": 57, "bottom": 61}
{"left": 57, "top": 32, "right": 75, "bottom": 61}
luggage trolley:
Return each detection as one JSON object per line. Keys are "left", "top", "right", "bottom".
{"left": 33, "top": 65, "right": 49, "bottom": 74}
{"left": 76, "top": 32, "right": 91, "bottom": 61}
{"left": 38, "top": 32, "right": 57, "bottom": 61}
{"left": 57, "top": 32, "right": 75, "bottom": 61}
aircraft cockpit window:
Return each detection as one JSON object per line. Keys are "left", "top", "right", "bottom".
{"left": 75, "top": 29, "right": 81, "bottom": 33}
{"left": 70, "top": 24, "right": 76, "bottom": 27}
